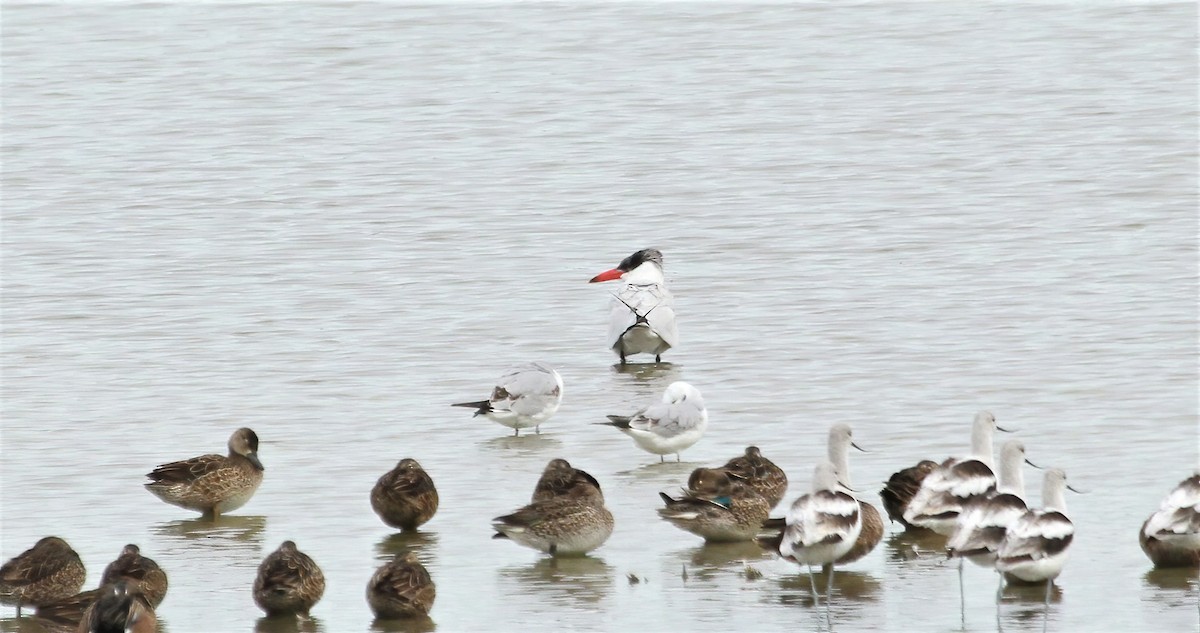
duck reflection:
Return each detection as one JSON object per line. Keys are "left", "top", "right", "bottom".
{"left": 375, "top": 532, "right": 439, "bottom": 563}
{"left": 254, "top": 615, "right": 324, "bottom": 633}
{"left": 1144, "top": 567, "right": 1198, "bottom": 591}
{"left": 370, "top": 615, "right": 436, "bottom": 633}
{"left": 498, "top": 556, "right": 614, "bottom": 607}
{"left": 480, "top": 433, "right": 561, "bottom": 457}
{"left": 674, "top": 541, "right": 774, "bottom": 574}
{"left": 883, "top": 529, "right": 948, "bottom": 569}
{"left": 151, "top": 515, "right": 266, "bottom": 553}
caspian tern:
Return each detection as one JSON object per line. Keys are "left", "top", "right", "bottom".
{"left": 452, "top": 362, "right": 563, "bottom": 436}
{"left": 588, "top": 249, "right": 678, "bottom": 364}
{"left": 598, "top": 381, "right": 707, "bottom": 463}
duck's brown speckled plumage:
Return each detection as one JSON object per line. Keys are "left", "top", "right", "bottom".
{"left": 659, "top": 478, "right": 771, "bottom": 543}
{"left": 100, "top": 545, "right": 168, "bottom": 608}
{"left": 0, "top": 537, "right": 86, "bottom": 612}
{"left": 253, "top": 541, "right": 325, "bottom": 618}
{"left": 371, "top": 459, "right": 439, "bottom": 532}
{"left": 690, "top": 446, "right": 788, "bottom": 509}
{"left": 77, "top": 581, "right": 156, "bottom": 633}
{"left": 531, "top": 459, "right": 604, "bottom": 504}
{"left": 880, "top": 460, "right": 939, "bottom": 530}
{"left": 833, "top": 501, "right": 885, "bottom": 566}
{"left": 145, "top": 427, "right": 264, "bottom": 518}
{"left": 367, "top": 551, "right": 436, "bottom": 619}
{"left": 492, "top": 486, "right": 615, "bottom": 556}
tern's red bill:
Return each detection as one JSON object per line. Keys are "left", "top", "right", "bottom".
{"left": 589, "top": 269, "right": 624, "bottom": 283}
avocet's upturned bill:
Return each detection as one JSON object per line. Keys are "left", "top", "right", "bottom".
{"left": 598, "top": 381, "right": 706, "bottom": 463}
{"left": 452, "top": 362, "right": 563, "bottom": 437}
{"left": 588, "top": 249, "right": 678, "bottom": 364}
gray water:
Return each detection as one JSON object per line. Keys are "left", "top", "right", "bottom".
{"left": 2, "top": 2, "right": 1197, "bottom": 632}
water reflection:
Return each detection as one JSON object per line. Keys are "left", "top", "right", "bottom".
{"left": 608, "top": 362, "right": 681, "bottom": 400}
{"left": 374, "top": 532, "right": 439, "bottom": 563}
{"left": 673, "top": 541, "right": 774, "bottom": 572}
{"left": 479, "top": 434, "right": 561, "bottom": 457}
{"left": 151, "top": 515, "right": 267, "bottom": 553}
{"left": 884, "top": 530, "right": 950, "bottom": 570}
{"left": 497, "top": 556, "right": 614, "bottom": 607}
{"left": 1144, "top": 567, "right": 1198, "bottom": 591}
{"left": 370, "top": 615, "right": 436, "bottom": 633}
{"left": 254, "top": 615, "right": 324, "bottom": 633}
{"left": 775, "top": 569, "right": 882, "bottom": 606}
{"left": 2, "top": 615, "right": 63, "bottom": 633}
{"left": 615, "top": 460, "right": 698, "bottom": 481}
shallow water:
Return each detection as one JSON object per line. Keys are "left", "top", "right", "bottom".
{"left": 2, "top": 2, "right": 1197, "bottom": 632}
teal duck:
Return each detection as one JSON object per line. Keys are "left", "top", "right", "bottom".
{"left": 0, "top": 537, "right": 86, "bottom": 616}
{"left": 531, "top": 459, "right": 604, "bottom": 504}
{"left": 144, "top": 427, "right": 264, "bottom": 518}
{"left": 371, "top": 459, "right": 439, "bottom": 532}
{"left": 253, "top": 541, "right": 325, "bottom": 619}
{"left": 366, "top": 551, "right": 436, "bottom": 619}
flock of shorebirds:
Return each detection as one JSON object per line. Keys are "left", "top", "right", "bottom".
{"left": 2, "top": 248, "right": 1198, "bottom": 632}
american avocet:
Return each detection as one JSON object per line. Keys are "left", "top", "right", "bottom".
{"left": 588, "top": 248, "right": 678, "bottom": 364}
{"left": 902, "top": 411, "right": 1012, "bottom": 535}
{"left": 687, "top": 446, "right": 788, "bottom": 509}
{"left": 995, "top": 468, "right": 1079, "bottom": 632}
{"left": 777, "top": 462, "right": 862, "bottom": 628}
{"left": 1140, "top": 473, "right": 1200, "bottom": 568}
{"left": 452, "top": 362, "right": 563, "bottom": 436}
{"left": 598, "top": 381, "right": 707, "bottom": 463}
{"left": 947, "top": 440, "right": 1035, "bottom": 624}
{"left": 827, "top": 424, "right": 884, "bottom": 568}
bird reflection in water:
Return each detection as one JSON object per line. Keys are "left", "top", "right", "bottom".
{"left": 255, "top": 614, "right": 325, "bottom": 633}
{"left": 674, "top": 541, "right": 774, "bottom": 579}
{"left": 370, "top": 614, "right": 436, "bottom": 633}
{"left": 480, "top": 433, "right": 562, "bottom": 457}
{"left": 498, "top": 556, "right": 614, "bottom": 607}
{"left": 152, "top": 514, "right": 267, "bottom": 553}
{"left": 608, "top": 362, "right": 681, "bottom": 401}
{"left": 884, "top": 529, "right": 948, "bottom": 569}
{"left": 375, "top": 532, "right": 440, "bottom": 563}
{"left": 775, "top": 569, "right": 881, "bottom": 607}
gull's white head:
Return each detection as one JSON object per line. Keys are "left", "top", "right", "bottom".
{"left": 662, "top": 381, "right": 703, "bottom": 406}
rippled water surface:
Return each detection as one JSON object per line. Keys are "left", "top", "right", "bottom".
{"left": 2, "top": 2, "right": 1197, "bottom": 632}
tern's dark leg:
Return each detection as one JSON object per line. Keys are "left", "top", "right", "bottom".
{"left": 659, "top": 455, "right": 664, "bottom": 463}
{"left": 513, "top": 428, "right": 519, "bottom": 437}
{"left": 1042, "top": 580, "right": 1051, "bottom": 633}
{"left": 655, "top": 354, "right": 661, "bottom": 363}
{"left": 826, "top": 563, "right": 836, "bottom": 630}
{"left": 676, "top": 454, "right": 681, "bottom": 463}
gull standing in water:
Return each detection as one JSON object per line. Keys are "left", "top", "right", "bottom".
{"left": 452, "top": 362, "right": 563, "bottom": 436}
{"left": 773, "top": 462, "right": 862, "bottom": 630}
{"left": 995, "top": 468, "right": 1080, "bottom": 633}
{"left": 588, "top": 248, "right": 678, "bottom": 364}
{"left": 1140, "top": 472, "right": 1200, "bottom": 568}
{"left": 902, "top": 411, "right": 1012, "bottom": 535}
{"left": 598, "top": 381, "right": 707, "bottom": 463}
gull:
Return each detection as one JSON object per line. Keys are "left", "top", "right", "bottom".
{"left": 452, "top": 362, "right": 563, "bottom": 436}
{"left": 597, "top": 381, "right": 707, "bottom": 463}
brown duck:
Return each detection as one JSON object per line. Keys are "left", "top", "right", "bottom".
{"left": 145, "top": 427, "right": 264, "bottom": 518}
{"left": 367, "top": 551, "right": 436, "bottom": 619}
{"left": 531, "top": 458, "right": 604, "bottom": 504}
{"left": 371, "top": 458, "right": 439, "bottom": 532}
{"left": 253, "top": 541, "right": 325, "bottom": 619}
{"left": 0, "top": 536, "right": 86, "bottom": 616}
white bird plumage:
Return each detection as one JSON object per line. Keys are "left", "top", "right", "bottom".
{"left": 589, "top": 249, "right": 678, "bottom": 364}
{"left": 599, "top": 381, "right": 706, "bottom": 463}
{"left": 904, "top": 411, "right": 1009, "bottom": 535}
{"left": 452, "top": 362, "right": 563, "bottom": 436}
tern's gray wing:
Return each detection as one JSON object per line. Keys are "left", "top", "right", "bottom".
{"left": 492, "top": 363, "right": 562, "bottom": 416}
{"left": 606, "top": 284, "right": 678, "bottom": 348}
{"left": 630, "top": 399, "right": 704, "bottom": 438}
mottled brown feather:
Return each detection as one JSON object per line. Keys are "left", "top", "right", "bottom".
{"left": 253, "top": 541, "right": 325, "bottom": 618}
{"left": 100, "top": 545, "right": 168, "bottom": 608}
{"left": 693, "top": 447, "right": 788, "bottom": 509}
{"left": 832, "top": 501, "right": 884, "bottom": 566}
{"left": 880, "top": 460, "right": 939, "bottom": 529}
{"left": 76, "top": 581, "right": 156, "bottom": 633}
{"left": 144, "top": 428, "right": 264, "bottom": 517}
{"left": 0, "top": 537, "right": 86, "bottom": 608}
{"left": 371, "top": 459, "right": 439, "bottom": 531}
{"left": 532, "top": 459, "right": 604, "bottom": 505}
{"left": 1140, "top": 515, "right": 1200, "bottom": 568}
{"left": 367, "top": 552, "right": 436, "bottom": 619}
